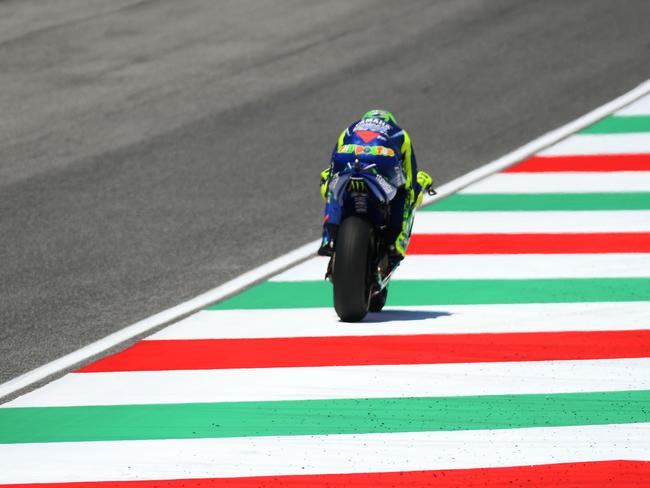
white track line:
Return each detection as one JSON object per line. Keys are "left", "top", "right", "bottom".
{"left": 539, "top": 133, "right": 650, "bottom": 156}
{"left": 413, "top": 210, "right": 650, "bottom": 234}
{"left": 616, "top": 93, "right": 650, "bottom": 115}
{"left": 148, "top": 302, "right": 650, "bottom": 340}
{"left": 463, "top": 172, "right": 650, "bottom": 194}
{"left": 2, "top": 80, "right": 650, "bottom": 401}
{"left": 1, "top": 424, "right": 649, "bottom": 483}
{"left": 7, "top": 358, "right": 650, "bottom": 407}
{"left": 272, "top": 254, "right": 650, "bottom": 281}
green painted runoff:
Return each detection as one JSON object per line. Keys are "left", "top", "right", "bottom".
{"left": 579, "top": 115, "right": 650, "bottom": 134}
{"left": 1, "top": 390, "right": 649, "bottom": 444}
{"left": 420, "top": 193, "right": 650, "bottom": 212}
{"left": 209, "top": 278, "right": 650, "bottom": 310}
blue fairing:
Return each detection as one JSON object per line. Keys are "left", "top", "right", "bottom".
{"left": 329, "top": 165, "right": 397, "bottom": 203}
{"left": 326, "top": 161, "right": 404, "bottom": 229}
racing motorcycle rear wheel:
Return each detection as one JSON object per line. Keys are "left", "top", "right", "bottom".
{"left": 333, "top": 216, "right": 372, "bottom": 322}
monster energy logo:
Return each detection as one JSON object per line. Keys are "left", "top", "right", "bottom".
{"left": 349, "top": 179, "right": 365, "bottom": 191}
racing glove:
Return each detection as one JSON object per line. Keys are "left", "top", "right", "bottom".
{"left": 415, "top": 170, "right": 434, "bottom": 207}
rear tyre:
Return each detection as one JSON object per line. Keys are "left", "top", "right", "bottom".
{"left": 333, "top": 216, "right": 372, "bottom": 322}
{"left": 369, "top": 287, "right": 387, "bottom": 313}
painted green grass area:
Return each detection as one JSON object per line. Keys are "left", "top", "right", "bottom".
{"left": 2, "top": 391, "right": 649, "bottom": 444}
{"left": 209, "top": 278, "right": 650, "bottom": 310}
{"left": 579, "top": 115, "right": 650, "bottom": 134}
{"left": 420, "top": 193, "right": 650, "bottom": 212}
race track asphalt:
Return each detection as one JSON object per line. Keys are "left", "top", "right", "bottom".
{"left": 1, "top": 0, "right": 649, "bottom": 390}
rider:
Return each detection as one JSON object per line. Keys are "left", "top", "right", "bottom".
{"left": 318, "top": 109, "right": 433, "bottom": 264}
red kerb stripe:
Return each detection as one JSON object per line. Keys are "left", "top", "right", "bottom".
{"left": 77, "top": 330, "right": 650, "bottom": 372}
{"left": 504, "top": 154, "right": 650, "bottom": 172}
{"left": 407, "top": 233, "right": 650, "bottom": 254}
{"left": 3, "top": 461, "right": 650, "bottom": 487}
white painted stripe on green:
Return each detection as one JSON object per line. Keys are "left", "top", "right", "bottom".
{"left": 7, "top": 359, "right": 650, "bottom": 407}
{"left": 271, "top": 254, "right": 650, "bottom": 282}
{"left": 412, "top": 210, "right": 650, "bottom": 234}
{"left": 1, "top": 423, "right": 649, "bottom": 483}
{"left": 148, "top": 302, "right": 650, "bottom": 340}
{"left": 539, "top": 134, "right": 650, "bottom": 156}
{"left": 462, "top": 172, "right": 650, "bottom": 194}
{"left": 617, "top": 93, "right": 650, "bottom": 115}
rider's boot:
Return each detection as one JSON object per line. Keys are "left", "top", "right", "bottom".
{"left": 317, "top": 224, "right": 336, "bottom": 257}
{"left": 317, "top": 239, "right": 334, "bottom": 257}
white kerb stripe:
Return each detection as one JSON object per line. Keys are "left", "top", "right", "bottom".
{"left": 7, "top": 358, "right": 650, "bottom": 407}
{"left": 617, "top": 93, "right": 650, "bottom": 115}
{"left": 461, "top": 172, "right": 650, "bottom": 194}
{"left": 539, "top": 134, "right": 650, "bottom": 156}
{"left": 412, "top": 210, "right": 650, "bottom": 234}
{"left": 149, "top": 302, "right": 650, "bottom": 340}
{"left": 271, "top": 254, "right": 650, "bottom": 282}
{"left": 1, "top": 424, "right": 649, "bottom": 483}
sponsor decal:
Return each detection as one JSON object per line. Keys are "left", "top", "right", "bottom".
{"left": 375, "top": 174, "right": 396, "bottom": 195}
{"left": 328, "top": 173, "right": 340, "bottom": 194}
{"left": 393, "top": 165, "right": 406, "bottom": 186}
{"left": 349, "top": 179, "right": 366, "bottom": 191}
{"left": 338, "top": 144, "right": 396, "bottom": 157}
{"left": 353, "top": 118, "right": 392, "bottom": 133}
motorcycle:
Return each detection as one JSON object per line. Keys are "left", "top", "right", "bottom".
{"left": 324, "top": 157, "right": 410, "bottom": 322}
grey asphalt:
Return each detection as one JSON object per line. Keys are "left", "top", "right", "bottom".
{"left": 1, "top": 0, "right": 649, "bottom": 393}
